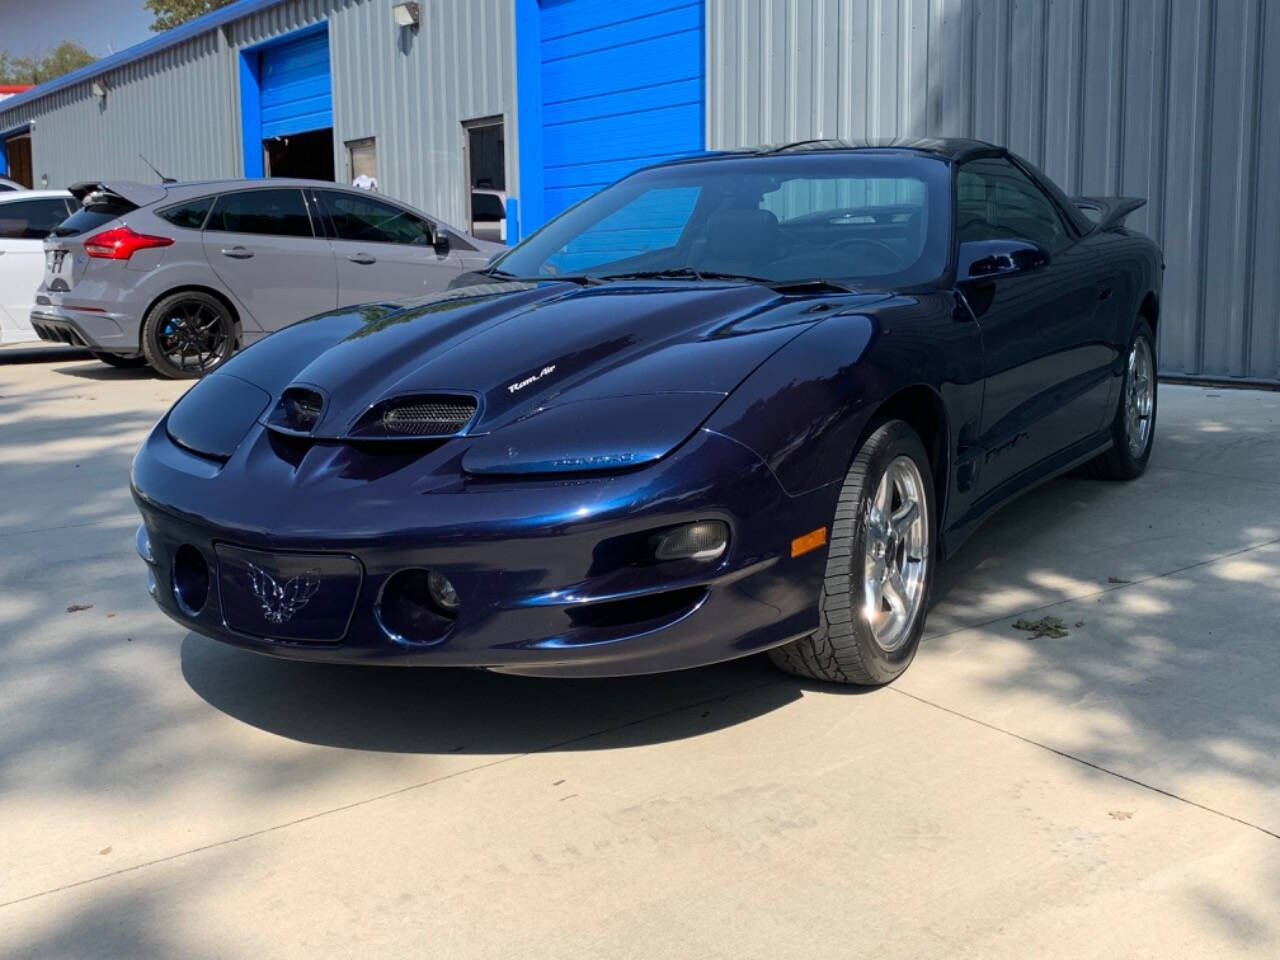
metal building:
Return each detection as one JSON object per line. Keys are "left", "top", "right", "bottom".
{"left": 0, "top": 0, "right": 1275, "bottom": 382}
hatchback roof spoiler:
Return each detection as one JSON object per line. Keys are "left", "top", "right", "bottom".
{"left": 69, "top": 180, "right": 168, "bottom": 209}
{"left": 1073, "top": 196, "right": 1146, "bottom": 233}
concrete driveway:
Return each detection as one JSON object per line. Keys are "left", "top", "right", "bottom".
{"left": 2, "top": 345, "right": 1278, "bottom": 959}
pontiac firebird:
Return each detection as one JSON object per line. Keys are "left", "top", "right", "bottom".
{"left": 131, "top": 139, "right": 1162, "bottom": 685}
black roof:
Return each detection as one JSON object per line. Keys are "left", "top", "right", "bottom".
{"left": 679, "top": 138, "right": 1004, "bottom": 165}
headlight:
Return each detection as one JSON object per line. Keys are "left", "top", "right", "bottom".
{"left": 165, "top": 373, "right": 271, "bottom": 460}
{"left": 461, "top": 393, "right": 724, "bottom": 476}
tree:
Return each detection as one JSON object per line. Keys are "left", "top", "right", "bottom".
{"left": 0, "top": 42, "right": 96, "bottom": 85}
{"left": 145, "top": 0, "right": 237, "bottom": 33}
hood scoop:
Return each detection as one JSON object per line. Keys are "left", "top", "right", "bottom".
{"left": 350, "top": 394, "right": 480, "bottom": 440}
{"left": 265, "top": 387, "right": 479, "bottom": 441}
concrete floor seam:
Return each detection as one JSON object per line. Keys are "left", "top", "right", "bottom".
{"left": 888, "top": 686, "right": 1280, "bottom": 842}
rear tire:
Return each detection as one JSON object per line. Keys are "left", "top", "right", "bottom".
{"left": 769, "top": 419, "right": 936, "bottom": 685}
{"left": 89, "top": 351, "right": 148, "bottom": 369}
{"left": 141, "top": 291, "right": 236, "bottom": 380}
{"left": 1079, "top": 317, "right": 1157, "bottom": 480}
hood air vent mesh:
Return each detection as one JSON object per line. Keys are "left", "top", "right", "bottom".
{"left": 347, "top": 394, "right": 479, "bottom": 440}
{"left": 382, "top": 397, "right": 478, "bottom": 436}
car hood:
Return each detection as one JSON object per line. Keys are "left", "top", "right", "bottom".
{"left": 211, "top": 280, "right": 891, "bottom": 442}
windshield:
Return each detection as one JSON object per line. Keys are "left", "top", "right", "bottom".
{"left": 494, "top": 152, "right": 952, "bottom": 288}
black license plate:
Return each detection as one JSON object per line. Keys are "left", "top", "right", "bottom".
{"left": 215, "top": 544, "right": 363, "bottom": 642}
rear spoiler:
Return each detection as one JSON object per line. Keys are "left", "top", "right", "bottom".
{"left": 68, "top": 180, "right": 168, "bottom": 210}
{"left": 1073, "top": 196, "right": 1146, "bottom": 233}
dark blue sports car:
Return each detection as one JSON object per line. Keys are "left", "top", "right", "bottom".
{"left": 131, "top": 139, "right": 1161, "bottom": 684}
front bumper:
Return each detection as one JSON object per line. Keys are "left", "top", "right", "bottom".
{"left": 132, "top": 422, "right": 838, "bottom": 677}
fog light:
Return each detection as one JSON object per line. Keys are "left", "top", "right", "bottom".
{"left": 427, "top": 570, "right": 460, "bottom": 612}
{"left": 652, "top": 520, "right": 729, "bottom": 562}
{"left": 377, "top": 568, "right": 457, "bottom": 645}
{"left": 171, "top": 544, "right": 209, "bottom": 615}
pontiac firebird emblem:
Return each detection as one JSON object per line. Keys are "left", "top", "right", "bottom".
{"left": 246, "top": 562, "right": 321, "bottom": 624}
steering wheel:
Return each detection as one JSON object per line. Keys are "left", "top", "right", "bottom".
{"left": 830, "top": 237, "right": 906, "bottom": 269}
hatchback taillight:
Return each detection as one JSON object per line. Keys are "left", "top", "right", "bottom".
{"left": 83, "top": 226, "right": 174, "bottom": 260}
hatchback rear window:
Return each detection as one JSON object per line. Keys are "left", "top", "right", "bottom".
{"left": 157, "top": 196, "right": 214, "bottom": 229}
{"left": 52, "top": 207, "right": 127, "bottom": 237}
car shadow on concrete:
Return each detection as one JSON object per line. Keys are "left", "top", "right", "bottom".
{"left": 180, "top": 632, "right": 806, "bottom": 755}
{"left": 0, "top": 344, "right": 91, "bottom": 365}
{"left": 51, "top": 362, "right": 160, "bottom": 381}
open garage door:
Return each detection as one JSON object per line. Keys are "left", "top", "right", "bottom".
{"left": 533, "top": 0, "right": 705, "bottom": 224}
{"left": 241, "top": 26, "right": 335, "bottom": 181}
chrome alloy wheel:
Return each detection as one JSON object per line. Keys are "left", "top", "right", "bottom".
{"left": 1125, "top": 336, "right": 1155, "bottom": 457}
{"left": 861, "top": 455, "right": 930, "bottom": 652}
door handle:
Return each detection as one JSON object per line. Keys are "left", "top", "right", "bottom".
{"left": 1098, "top": 287, "right": 1113, "bottom": 302}
{"left": 220, "top": 247, "right": 254, "bottom": 260}
{"left": 347, "top": 253, "right": 376, "bottom": 265}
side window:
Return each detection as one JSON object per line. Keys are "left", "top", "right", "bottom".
{"left": 956, "top": 158, "right": 1072, "bottom": 251}
{"left": 0, "top": 198, "right": 75, "bottom": 239}
{"left": 546, "top": 186, "right": 701, "bottom": 274}
{"left": 318, "top": 191, "right": 433, "bottom": 245}
{"left": 206, "top": 189, "right": 313, "bottom": 238}
{"left": 157, "top": 196, "right": 215, "bottom": 230}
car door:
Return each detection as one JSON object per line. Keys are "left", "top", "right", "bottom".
{"left": 0, "top": 195, "right": 73, "bottom": 341}
{"left": 957, "top": 157, "right": 1115, "bottom": 499}
{"left": 313, "top": 189, "right": 467, "bottom": 304}
{"left": 201, "top": 188, "right": 337, "bottom": 332}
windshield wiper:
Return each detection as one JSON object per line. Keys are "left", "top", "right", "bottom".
{"left": 596, "top": 268, "right": 855, "bottom": 293}
{"left": 476, "top": 267, "right": 603, "bottom": 286}
{"left": 768, "top": 277, "right": 857, "bottom": 293}
{"left": 596, "top": 268, "right": 777, "bottom": 284}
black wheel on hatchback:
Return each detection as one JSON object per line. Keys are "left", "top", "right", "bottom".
{"left": 141, "top": 291, "right": 236, "bottom": 379}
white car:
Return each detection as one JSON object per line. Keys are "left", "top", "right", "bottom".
{"left": 470, "top": 189, "right": 507, "bottom": 243}
{"left": 0, "top": 189, "right": 77, "bottom": 345}
{"left": 0, "top": 177, "right": 28, "bottom": 193}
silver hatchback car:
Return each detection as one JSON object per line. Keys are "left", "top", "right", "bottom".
{"left": 33, "top": 180, "right": 504, "bottom": 377}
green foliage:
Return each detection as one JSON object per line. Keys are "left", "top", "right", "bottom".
{"left": 0, "top": 42, "right": 95, "bottom": 86}
{"left": 145, "top": 0, "right": 237, "bottom": 33}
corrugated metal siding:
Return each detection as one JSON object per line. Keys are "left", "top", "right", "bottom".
{"left": 706, "top": 0, "right": 1280, "bottom": 382}
{"left": 0, "top": 0, "right": 515, "bottom": 232}
{"left": 0, "top": 31, "right": 237, "bottom": 186}
{"left": 323, "top": 0, "right": 516, "bottom": 227}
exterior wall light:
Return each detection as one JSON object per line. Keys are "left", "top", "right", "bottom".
{"left": 91, "top": 80, "right": 108, "bottom": 101}
{"left": 392, "top": 1, "right": 420, "bottom": 29}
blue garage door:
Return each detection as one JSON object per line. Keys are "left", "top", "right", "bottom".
{"left": 539, "top": 0, "right": 704, "bottom": 220}
{"left": 259, "top": 28, "right": 332, "bottom": 138}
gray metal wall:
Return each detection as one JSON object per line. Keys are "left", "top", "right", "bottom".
{"left": 707, "top": 0, "right": 1280, "bottom": 383}
{"left": 0, "top": 32, "right": 238, "bottom": 187}
{"left": 227, "top": 0, "right": 516, "bottom": 227}
{"left": 0, "top": 0, "right": 515, "bottom": 232}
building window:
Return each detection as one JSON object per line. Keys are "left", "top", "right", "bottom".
{"left": 346, "top": 137, "right": 377, "bottom": 190}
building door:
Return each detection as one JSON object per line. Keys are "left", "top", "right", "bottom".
{"left": 522, "top": 0, "right": 705, "bottom": 234}
{"left": 463, "top": 117, "right": 505, "bottom": 242}
{"left": 3, "top": 132, "right": 32, "bottom": 188}
{"left": 242, "top": 26, "right": 334, "bottom": 181}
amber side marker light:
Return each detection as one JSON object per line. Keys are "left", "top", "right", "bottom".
{"left": 791, "top": 526, "right": 828, "bottom": 558}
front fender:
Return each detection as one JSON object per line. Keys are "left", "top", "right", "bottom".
{"left": 706, "top": 293, "right": 985, "bottom": 500}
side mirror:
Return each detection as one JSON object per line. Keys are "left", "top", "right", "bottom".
{"left": 430, "top": 225, "right": 450, "bottom": 257}
{"left": 957, "top": 238, "right": 1049, "bottom": 281}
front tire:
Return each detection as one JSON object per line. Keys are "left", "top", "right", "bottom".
{"left": 769, "top": 419, "right": 936, "bottom": 685}
{"left": 1080, "top": 317, "right": 1157, "bottom": 480}
{"left": 141, "top": 291, "right": 235, "bottom": 379}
